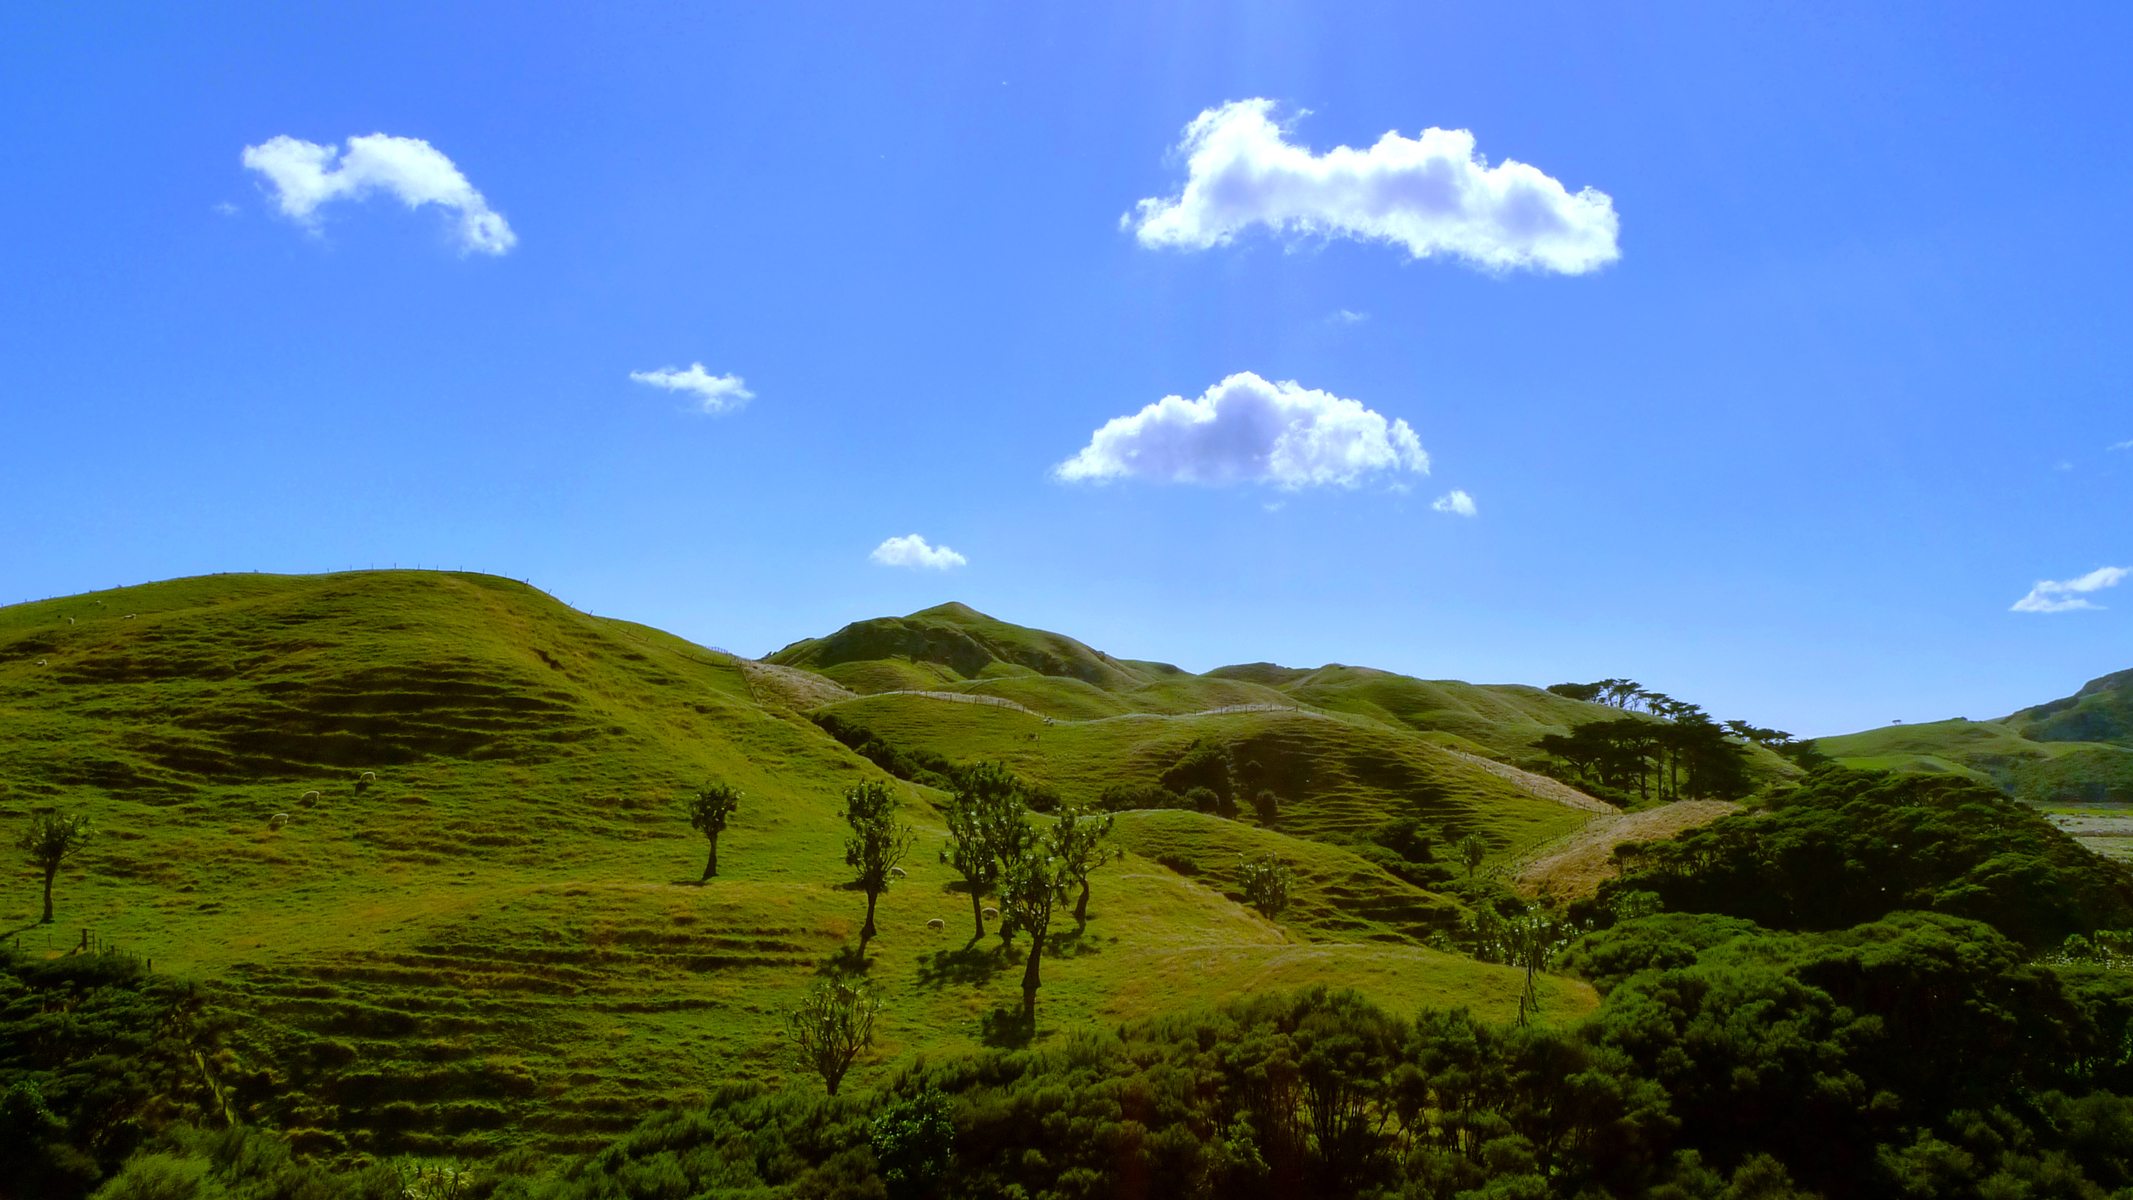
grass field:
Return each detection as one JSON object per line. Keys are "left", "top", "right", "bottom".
{"left": 1817, "top": 709, "right": 2133, "bottom": 803}
{"left": 0, "top": 571, "right": 1602, "bottom": 1163}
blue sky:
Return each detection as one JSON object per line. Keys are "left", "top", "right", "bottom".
{"left": 3, "top": 1, "right": 2128, "bottom": 736}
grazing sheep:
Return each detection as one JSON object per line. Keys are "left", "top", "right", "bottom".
{"left": 982, "top": 907, "right": 1000, "bottom": 921}
{"left": 299, "top": 790, "right": 321, "bottom": 806}
{"left": 268, "top": 813, "right": 289, "bottom": 830}
{"left": 889, "top": 866, "right": 907, "bottom": 879}
{"left": 66, "top": 618, "right": 73, "bottom": 624}
{"left": 36, "top": 659, "right": 46, "bottom": 666}
{"left": 925, "top": 918, "right": 945, "bottom": 932}
{"left": 360, "top": 771, "right": 376, "bottom": 781}
{"left": 124, "top": 614, "right": 134, "bottom": 619}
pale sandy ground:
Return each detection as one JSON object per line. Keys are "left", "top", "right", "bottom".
{"left": 2047, "top": 813, "right": 2133, "bottom": 862}
{"left": 1512, "top": 800, "right": 1743, "bottom": 900}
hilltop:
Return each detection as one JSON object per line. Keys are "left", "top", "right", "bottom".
{"left": 0, "top": 573, "right": 1610, "bottom": 1162}
{"left": 1817, "top": 667, "right": 2133, "bottom": 804}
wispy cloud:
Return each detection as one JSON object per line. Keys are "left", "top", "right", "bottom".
{"left": 1054, "top": 371, "right": 1428, "bottom": 489}
{"left": 1126, "top": 99, "right": 1619, "bottom": 274}
{"left": 629, "top": 363, "right": 754, "bottom": 414}
{"left": 2111, "top": 440, "right": 2133, "bottom": 452}
{"left": 1330, "top": 309, "right": 1370, "bottom": 324}
{"left": 871, "top": 535, "right": 967, "bottom": 570}
{"left": 1431, "top": 490, "right": 1478, "bottom": 516}
{"left": 2011, "top": 565, "right": 2129, "bottom": 613}
{"left": 241, "top": 133, "right": 516, "bottom": 254}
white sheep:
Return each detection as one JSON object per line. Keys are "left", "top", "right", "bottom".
{"left": 268, "top": 813, "right": 290, "bottom": 830}
{"left": 982, "top": 907, "right": 1000, "bottom": 921}
{"left": 299, "top": 790, "right": 321, "bottom": 806}
{"left": 35, "top": 659, "right": 46, "bottom": 666}
{"left": 360, "top": 771, "right": 376, "bottom": 781}
{"left": 889, "top": 866, "right": 907, "bottom": 879}
{"left": 65, "top": 617, "right": 73, "bottom": 624}
{"left": 925, "top": 918, "right": 945, "bottom": 932}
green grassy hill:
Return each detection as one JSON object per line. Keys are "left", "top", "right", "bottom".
{"left": 0, "top": 572, "right": 1600, "bottom": 1164}
{"left": 1817, "top": 669, "right": 2133, "bottom": 803}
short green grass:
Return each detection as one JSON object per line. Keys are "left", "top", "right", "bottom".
{"left": 0, "top": 571, "right": 1600, "bottom": 1164}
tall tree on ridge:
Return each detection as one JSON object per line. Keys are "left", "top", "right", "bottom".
{"left": 685, "top": 783, "right": 740, "bottom": 881}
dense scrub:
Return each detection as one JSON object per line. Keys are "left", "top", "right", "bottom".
{"left": 0, "top": 946, "right": 224, "bottom": 1200}
{"left": 1593, "top": 766, "right": 2133, "bottom": 947}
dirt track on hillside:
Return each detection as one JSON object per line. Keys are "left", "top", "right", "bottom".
{"left": 1513, "top": 800, "right": 1742, "bottom": 900}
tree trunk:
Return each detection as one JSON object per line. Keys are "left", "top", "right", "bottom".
{"left": 1020, "top": 930, "right": 1044, "bottom": 1022}
{"left": 970, "top": 888, "right": 986, "bottom": 942}
{"left": 1074, "top": 877, "right": 1091, "bottom": 925}
{"left": 40, "top": 865, "right": 56, "bottom": 924}
{"left": 860, "top": 889, "right": 880, "bottom": 955}
{"left": 699, "top": 835, "right": 719, "bottom": 882}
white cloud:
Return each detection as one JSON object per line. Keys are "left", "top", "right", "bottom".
{"left": 2011, "top": 565, "right": 2129, "bottom": 613}
{"left": 1331, "top": 309, "right": 1370, "bottom": 324}
{"left": 629, "top": 363, "right": 754, "bottom": 413}
{"left": 212, "top": 201, "right": 238, "bottom": 217}
{"left": 870, "top": 535, "right": 967, "bottom": 570}
{"left": 1432, "top": 489, "right": 1478, "bottom": 516}
{"left": 1126, "top": 99, "right": 1619, "bottom": 274}
{"left": 241, "top": 133, "right": 516, "bottom": 254}
{"left": 1054, "top": 371, "right": 1428, "bottom": 489}
{"left": 2111, "top": 440, "right": 2132, "bottom": 451}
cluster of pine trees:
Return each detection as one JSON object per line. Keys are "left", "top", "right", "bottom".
{"left": 1537, "top": 679, "right": 1827, "bottom": 803}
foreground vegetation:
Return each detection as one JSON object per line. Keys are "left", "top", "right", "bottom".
{"left": 16, "top": 766, "right": 2133, "bottom": 1199}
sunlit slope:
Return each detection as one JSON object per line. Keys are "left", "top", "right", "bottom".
{"left": 1818, "top": 669, "right": 2133, "bottom": 803}
{"left": 809, "top": 691, "right": 1590, "bottom": 855}
{"left": 1213, "top": 662, "right": 1619, "bottom": 758}
{"left": 0, "top": 571, "right": 1596, "bottom": 1162}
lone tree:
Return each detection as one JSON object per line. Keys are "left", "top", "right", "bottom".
{"left": 842, "top": 781, "right": 915, "bottom": 957}
{"left": 1046, "top": 805, "right": 1117, "bottom": 927}
{"left": 685, "top": 783, "right": 741, "bottom": 882}
{"left": 17, "top": 812, "right": 91, "bottom": 925}
{"left": 939, "top": 763, "right": 1024, "bottom": 942}
{"left": 788, "top": 976, "right": 879, "bottom": 1096}
{"left": 1238, "top": 853, "right": 1293, "bottom": 920}
{"left": 997, "top": 847, "right": 1069, "bottom": 1023}
{"left": 1456, "top": 833, "right": 1489, "bottom": 879}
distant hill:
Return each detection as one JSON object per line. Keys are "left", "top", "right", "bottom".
{"left": 1817, "top": 668, "right": 2133, "bottom": 803}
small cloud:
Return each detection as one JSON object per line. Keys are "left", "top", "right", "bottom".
{"left": 241, "top": 133, "right": 516, "bottom": 254}
{"left": 2055, "top": 461, "right": 2075, "bottom": 472}
{"left": 2011, "top": 565, "right": 2128, "bottom": 613}
{"left": 1126, "top": 99, "right": 1619, "bottom": 274}
{"left": 1055, "top": 371, "right": 1428, "bottom": 489}
{"left": 1330, "top": 309, "right": 1370, "bottom": 324}
{"left": 212, "top": 201, "right": 239, "bottom": 217}
{"left": 1431, "top": 489, "right": 1478, "bottom": 516}
{"left": 2111, "top": 440, "right": 2133, "bottom": 452}
{"left": 870, "top": 535, "right": 967, "bottom": 570}
{"left": 629, "top": 363, "right": 753, "bottom": 414}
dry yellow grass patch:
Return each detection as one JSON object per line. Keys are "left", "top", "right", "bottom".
{"left": 1513, "top": 800, "right": 1741, "bottom": 900}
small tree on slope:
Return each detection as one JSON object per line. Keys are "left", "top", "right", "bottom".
{"left": 843, "top": 781, "right": 914, "bottom": 958}
{"left": 788, "top": 976, "right": 879, "bottom": 1096}
{"left": 17, "top": 812, "right": 91, "bottom": 925}
{"left": 686, "top": 783, "right": 740, "bottom": 882}
{"left": 998, "top": 847, "right": 1069, "bottom": 1023}
{"left": 939, "top": 763, "right": 1021, "bottom": 942}
{"left": 1047, "top": 805, "right": 1118, "bottom": 927}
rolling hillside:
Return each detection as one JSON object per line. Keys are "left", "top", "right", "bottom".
{"left": 0, "top": 572, "right": 1603, "bottom": 1163}
{"left": 1818, "top": 668, "right": 2133, "bottom": 804}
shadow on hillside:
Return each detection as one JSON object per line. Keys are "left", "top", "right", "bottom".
{"left": 978, "top": 1004, "right": 1034, "bottom": 1049}
{"left": 817, "top": 946, "right": 871, "bottom": 976}
{"left": 915, "top": 945, "right": 1005, "bottom": 988}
